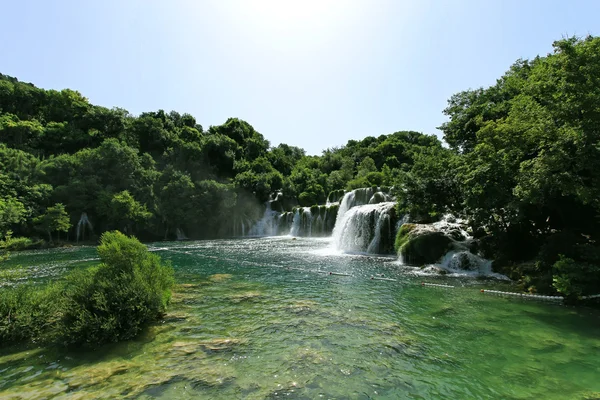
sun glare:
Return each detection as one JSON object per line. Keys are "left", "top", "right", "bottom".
{"left": 231, "top": 0, "right": 360, "bottom": 46}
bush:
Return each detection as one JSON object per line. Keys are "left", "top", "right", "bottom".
{"left": 0, "top": 236, "right": 41, "bottom": 251}
{"left": 552, "top": 253, "right": 600, "bottom": 301}
{"left": 0, "top": 283, "right": 63, "bottom": 344}
{"left": 298, "top": 191, "right": 317, "bottom": 207}
{"left": 60, "top": 231, "right": 174, "bottom": 346}
{"left": 0, "top": 231, "right": 174, "bottom": 347}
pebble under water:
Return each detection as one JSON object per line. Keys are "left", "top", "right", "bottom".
{"left": 1, "top": 237, "right": 600, "bottom": 399}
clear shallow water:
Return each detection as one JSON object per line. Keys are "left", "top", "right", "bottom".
{"left": 1, "top": 237, "right": 600, "bottom": 399}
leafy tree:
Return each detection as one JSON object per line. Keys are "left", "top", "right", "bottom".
{"left": 34, "top": 203, "right": 70, "bottom": 242}
{"left": 0, "top": 197, "right": 26, "bottom": 238}
{"left": 99, "top": 191, "right": 151, "bottom": 234}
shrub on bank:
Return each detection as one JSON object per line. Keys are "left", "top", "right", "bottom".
{"left": 0, "top": 235, "right": 45, "bottom": 251}
{"left": 61, "top": 231, "right": 174, "bottom": 346}
{"left": 0, "top": 283, "right": 63, "bottom": 343}
{"left": 0, "top": 231, "right": 174, "bottom": 347}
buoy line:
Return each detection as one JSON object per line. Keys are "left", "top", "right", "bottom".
{"left": 421, "top": 282, "right": 455, "bottom": 288}
{"left": 480, "top": 289, "right": 563, "bottom": 302}
{"left": 371, "top": 276, "right": 397, "bottom": 282}
{"left": 579, "top": 294, "right": 600, "bottom": 300}
{"left": 156, "top": 247, "right": 581, "bottom": 304}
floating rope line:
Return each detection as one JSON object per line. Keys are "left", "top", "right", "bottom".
{"left": 155, "top": 247, "right": 579, "bottom": 304}
{"left": 371, "top": 276, "right": 397, "bottom": 282}
{"left": 480, "top": 289, "right": 563, "bottom": 302}
{"left": 579, "top": 294, "right": 600, "bottom": 300}
{"left": 328, "top": 272, "right": 352, "bottom": 276}
{"left": 421, "top": 282, "right": 455, "bottom": 288}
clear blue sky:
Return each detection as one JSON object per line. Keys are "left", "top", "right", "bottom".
{"left": 1, "top": 0, "right": 598, "bottom": 155}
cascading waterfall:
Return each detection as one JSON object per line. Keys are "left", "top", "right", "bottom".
{"left": 439, "top": 251, "right": 492, "bottom": 274}
{"left": 175, "top": 228, "right": 188, "bottom": 241}
{"left": 331, "top": 188, "right": 397, "bottom": 254}
{"left": 76, "top": 212, "right": 93, "bottom": 243}
{"left": 290, "top": 209, "right": 301, "bottom": 236}
{"left": 249, "top": 201, "right": 279, "bottom": 237}
{"left": 332, "top": 202, "right": 396, "bottom": 254}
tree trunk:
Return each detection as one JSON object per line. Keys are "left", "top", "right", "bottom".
{"left": 48, "top": 231, "right": 52, "bottom": 243}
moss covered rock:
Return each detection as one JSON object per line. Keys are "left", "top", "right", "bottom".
{"left": 394, "top": 223, "right": 416, "bottom": 253}
{"left": 396, "top": 224, "right": 453, "bottom": 265}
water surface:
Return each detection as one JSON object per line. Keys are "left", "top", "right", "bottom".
{"left": 1, "top": 237, "right": 600, "bottom": 399}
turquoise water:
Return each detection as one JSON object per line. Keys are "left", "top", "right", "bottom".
{"left": 1, "top": 237, "right": 600, "bottom": 399}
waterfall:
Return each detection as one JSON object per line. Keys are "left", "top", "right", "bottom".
{"left": 303, "top": 209, "right": 313, "bottom": 237}
{"left": 330, "top": 188, "right": 397, "bottom": 254}
{"left": 76, "top": 212, "right": 93, "bottom": 243}
{"left": 244, "top": 193, "right": 340, "bottom": 238}
{"left": 439, "top": 251, "right": 492, "bottom": 274}
{"left": 249, "top": 202, "right": 279, "bottom": 236}
{"left": 290, "top": 209, "right": 301, "bottom": 236}
{"left": 366, "top": 208, "right": 392, "bottom": 254}
{"left": 175, "top": 228, "right": 188, "bottom": 241}
{"left": 332, "top": 202, "right": 396, "bottom": 254}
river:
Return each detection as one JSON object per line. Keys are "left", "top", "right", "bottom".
{"left": 1, "top": 237, "right": 599, "bottom": 399}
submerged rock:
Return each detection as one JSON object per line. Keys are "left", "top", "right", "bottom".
{"left": 209, "top": 274, "right": 233, "bottom": 282}
{"left": 228, "top": 291, "right": 262, "bottom": 302}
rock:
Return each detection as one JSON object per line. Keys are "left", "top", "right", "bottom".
{"left": 368, "top": 191, "right": 388, "bottom": 204}
{"left": 400, "top": 230, "right": 452, "bottom": 265}
{"left": 208, "top": 274, "right": 233, "bottom": 282}
{"left": 396, "top": 215, "right": 479, "bottom": 265}
{"left": 228, "top": 291, "right": 262, "bottom": 302}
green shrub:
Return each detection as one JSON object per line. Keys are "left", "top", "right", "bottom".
{"left": 0, "top": 236, "right": 41, "bottom": 251}
{"left": 552, "top": 255, "right": 600, "bottom": 301}
{"left": 60, "top": 231, "right": 174, "bottom": 346}
{"left": 0, "top": 231, "right": 174, "bottom": 347}
{"left": 0, "top": 283, "right": 63, "bottom": 344}
{"left": 298, "top": 192, "right": 317, "bottom": 207}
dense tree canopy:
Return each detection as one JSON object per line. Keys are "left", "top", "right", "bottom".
{"left": 0, "top": 71, "right": 442, "bottom": 242}
{"left": 403, "top": 36, "right": 600, "bottom": 296}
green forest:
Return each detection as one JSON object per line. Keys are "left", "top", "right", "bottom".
{"left": 2, "top": 35, "right": 600, "bottom": 299}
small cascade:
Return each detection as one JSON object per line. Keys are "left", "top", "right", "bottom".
{"left": 175, "top": 227, "right": 188, "bottom": 241}
{"left": 249, "top": 201, "right": 279, "bottom": 237}
{"left": 287, "top": 205, "right": 339, "bottom": 237}
{"left": 331, "top": 187, "right": 397, "bottom": 254}
{"left": 439, "top": 251, "right": 492, "bottom": 274}
{"left": 366, "top": 208, "right": 393, "bottom": 254}
{"left": 244, "top": 191, "right": 342, "bottom": 238}
{"left": 333, "top": 202, "right": 396, "bottom": 254}
{"left": 76, "top": 212, "right": 93, "bottom": 243}
{"left": 303, "top": 208, "right": 313, "bottom": 237}
{"left": 290, "top": 209, "right": 301, "bottom": 236}
{"left": 232, "top": 217, "right": 253, "bottom": 237}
